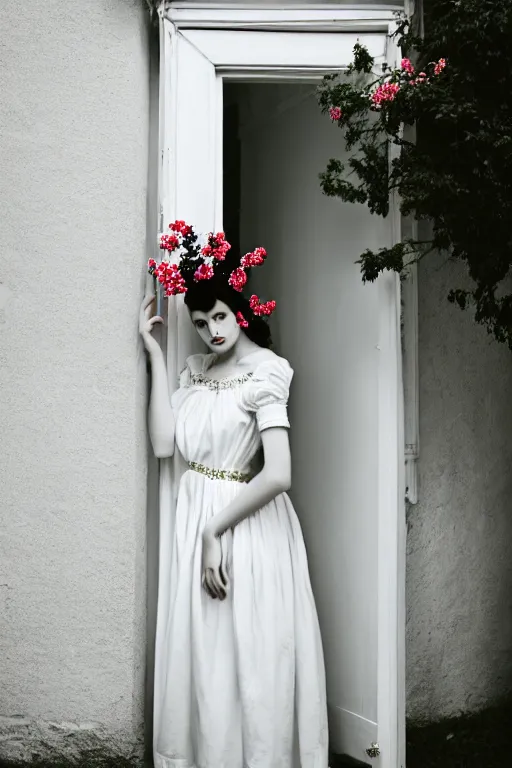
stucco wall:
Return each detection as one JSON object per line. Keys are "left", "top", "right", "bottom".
{"left": 0, "top": 0, "right": 151, "bottom": 762}
{"left": 406, "top": 237, "right": 512, "bottom": 721}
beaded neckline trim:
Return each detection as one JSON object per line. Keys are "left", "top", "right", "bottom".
{"left": 190, "top": 371, "right": 253, "bottom": 391}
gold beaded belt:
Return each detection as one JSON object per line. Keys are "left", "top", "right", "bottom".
{"left": 188, "top": 461, "right": 252, "bottom": 484}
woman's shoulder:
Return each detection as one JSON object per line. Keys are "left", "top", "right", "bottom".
{"left": 240, "top": 350, "right": 293, "bottom": 417}
{"left": 250, "top": 350, "right": 292, "bottom": 377}
{"left": 182, "top": 352, "right": 216, "bottom": 376}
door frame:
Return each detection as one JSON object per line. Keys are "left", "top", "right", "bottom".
{"left": 154, "top": 3, "right": 408, "bottom": 767}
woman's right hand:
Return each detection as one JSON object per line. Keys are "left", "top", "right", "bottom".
{"left": 139, "top": 294, "right": 163, "bottom": 357}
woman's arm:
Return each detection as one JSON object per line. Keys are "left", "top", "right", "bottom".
{"left": 148, "top": 348, "right": 175, "bottom": 458}
{"left": 204, "top": 427, "right": 291, "bottom": 539}
{"left": 139, "top": 295, "right": 175, "bottom": 459}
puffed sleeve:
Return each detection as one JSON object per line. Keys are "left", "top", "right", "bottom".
{"left": 241, "top": 356, "right": 294, "bottom": 431}
{"left": 170, "top": 354, "right": 202, "bottom": 411}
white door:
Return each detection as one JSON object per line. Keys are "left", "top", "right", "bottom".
{"left": 156, "top": 8, "right": 405, "bottom": 768}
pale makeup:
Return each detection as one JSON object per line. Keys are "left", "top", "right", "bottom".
{"left": 190, "top": 299, "right": 241, "bottom": 354}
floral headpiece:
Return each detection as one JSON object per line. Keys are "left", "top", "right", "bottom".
{"left": 148, "top": 220, "right": 276, "bottom": 327}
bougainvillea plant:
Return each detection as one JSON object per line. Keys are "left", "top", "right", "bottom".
{"left": 317, "top": 0, "right": 512, "bottom": 348}
{"left": 148, "top": 220, "right": 276, "bottom": 327}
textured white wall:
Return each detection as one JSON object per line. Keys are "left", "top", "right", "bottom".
{"left": 0, "top": 0, "right": 151, "bottom": 762}
{"left": 406, "top": 235, "right": 512, "bottom": 721}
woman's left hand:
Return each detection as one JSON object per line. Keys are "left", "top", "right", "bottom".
{"left": 201, "top": 528, "right": 228, "bottom": 600}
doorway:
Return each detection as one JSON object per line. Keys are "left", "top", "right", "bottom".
{"left": 223, "top": 80, "right": 395, "bottom": 764}
{"left": 154, "top": 13, "right": 405, "bottom": 766}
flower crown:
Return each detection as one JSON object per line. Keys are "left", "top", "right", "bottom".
{"left": 148, "top": 220, "right": 276, "bottom": 327}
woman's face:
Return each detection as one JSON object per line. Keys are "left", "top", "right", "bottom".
{"left": 190, "top": 299, "right": 241, "bottom": 354}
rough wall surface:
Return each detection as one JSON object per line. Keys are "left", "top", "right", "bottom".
{"left": 406, "top": 241, "right": 512, "bottom": 721}
{"left": 0, "top": 0, "right": 150, "bottom": 762}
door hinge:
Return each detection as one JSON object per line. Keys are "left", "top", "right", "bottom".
{"left": 366, "top": 743, "right": 380, "bottom": 759}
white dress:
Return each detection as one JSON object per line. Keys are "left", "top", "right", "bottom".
{"left": 154, "top": 352, "right": 328, "bottom": 768}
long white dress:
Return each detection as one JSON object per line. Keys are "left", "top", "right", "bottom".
{"left": 154, "top": 352, "right": 328, "bottom": 768}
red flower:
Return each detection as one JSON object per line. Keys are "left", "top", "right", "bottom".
{"left": 160, "top": 233, "right": 180, "bottom": 252}
{"left": 249, "top": 295, "right": 276, "bottom": 317}
{"left": 201, "top": 232, "right": 232, "bottom": 261}
{"left": 260, "top": 300, "right": 276, "bottom": 316}
{"left": 236, "top": 312, "right": 249, "bottom": 329}
{"left": 169, "top": 220, "right": 193, "bottom": 237}
{"left": 241, "top": 247, "right": 267, "bottom": 268}
{"left": 329, "top": 106, "right": 343, "bottom": 122}
{"left": 214, "top": 242, "right": 231, "bottom": 261}
{"left": 153, "top": 261, "right": 187, "bottom": 296}
{"left": 228, "top": 268, "right": 247, "bottom": 292}
{"left": 194, "top": 263, "right": 214, "bottom": 281}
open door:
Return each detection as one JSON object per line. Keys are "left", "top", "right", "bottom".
{"left": 156, "top": 7, "right": 405, "bottom": 767}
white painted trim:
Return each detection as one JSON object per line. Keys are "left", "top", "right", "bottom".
{"left": 179, "top": 28, "right": 387, "bottom": 69}
{"left": 223, "top": 67, "right": 346, "bottom": 79}
{"left": 402, "top": 258, "right": 419, "bottom": 505}
{"left": 152, "top": 15, "right": 176, "bottom": 753}
{"left": 402, "top": 0, "right": 420, "bottom": 508}
{"left": 385, "top": 23, "right": 406, "bottom": 768}
{"left": 165, "top": 3, "right": 404, "bottom": 33}
{"left": 214, "top": 75, "right": 225, "bottom": 232}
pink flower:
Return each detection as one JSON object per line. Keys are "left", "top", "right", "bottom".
{"left": 329, "top": 106, "right": 343, "bottom": 122}
{"left": 370, "top": 82, "right": 400, "bottom": 107}
{"left": 434, "top": 58, "right": 446, "bottom": 75}
{"left": 194, "top": 263, "right": 214, "bottom": 281}
{"left": 401, "top": 58, "right": 415, "bottom": 74}
{"left": 236, "top": 312, "right": 249, "bottom": 329}
{"left": 228, "top": 268, "right": 247, "bottom": 292}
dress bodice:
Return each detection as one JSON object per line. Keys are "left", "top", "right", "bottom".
{"left": 171, "top": 352, "right": 293, "bottom": 473}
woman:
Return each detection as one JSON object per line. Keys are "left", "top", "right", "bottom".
{"left": 140, "top": 228, "right": 328, "bottom": 768}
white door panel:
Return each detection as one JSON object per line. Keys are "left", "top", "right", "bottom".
{"left": 237, "top": 83, "right": 388, "bottom": 760}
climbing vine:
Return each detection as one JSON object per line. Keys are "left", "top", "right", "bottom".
{"left": 317, "top": 0, "right": 512, "bottom": 348}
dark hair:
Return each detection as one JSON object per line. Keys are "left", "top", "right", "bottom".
{"left": 184, "top": 275, "right": 272, "bottom": 349}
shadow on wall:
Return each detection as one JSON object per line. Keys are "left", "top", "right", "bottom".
{"left": 406, "top": 232, "right": 512, "bottom": 723}
{"left": 406, "top": 693, "right": 512, "bottom": 767}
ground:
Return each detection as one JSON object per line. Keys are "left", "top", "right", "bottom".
{"left": 1, "top": 699, "right": 510, "bottom": 768}
{"left": 406, "top": 696, "right": 512, "bottom": 768}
